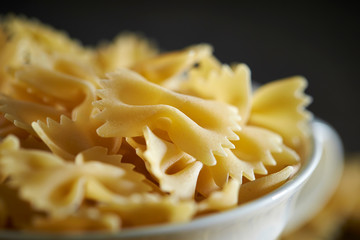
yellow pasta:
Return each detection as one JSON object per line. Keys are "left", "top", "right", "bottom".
{"left": 32, "top": 115, "right": 96, "bottom": 160}
{"left": 98, "top": 194, "right": 197, "bottom": 228}
{"left": 0, "top": 17, "right": 94, "bottom": 98}
{"left": 94, "top": 69, "right": 241, "bottom": 166}
{"left": 29, "top": 207, "right": 121, "bottom": 232}
{"left": 127, "top": 126, "right": 203, "bottom": 199}
{"left": 179, "top": 57, "right": 252, "bottom": 125}
{"left": 15, "top": 65, "right": 92, "bottom": 111}
{"left": 0, "top": 16, "right": 312, "bottom": 232}
{"left": 131, "top": 44, "right": 212, "bottom": 85}
{"left": 96, "top": 33, "right": 158, "bottom": 73}
{"left": 197, "top": 178, "right": 241, "bottom": 213}
{"left": 0, "top": 139, "right": 152, "bottom": 217}
{"left": 238, "top": 166, "right": 297, "bottom": 204}
{"left": 248, "top": 76, "right": 312, "bottom": 153}
{"left": 0, "top": 94, "right": 67, "bottom": 135}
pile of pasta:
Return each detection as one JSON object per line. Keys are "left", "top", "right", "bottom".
{"left": 0, "top": 16, "right": 312, "bottom": 232}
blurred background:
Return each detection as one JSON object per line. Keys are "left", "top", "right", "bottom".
{"left": 1, "top": 0, "right": 358, "bottom": 153}
{"left": 1, "top": 1, "right": 360, "bottom": 238}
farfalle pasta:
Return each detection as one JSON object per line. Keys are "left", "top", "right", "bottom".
{"left": 94, "top": 69, "right": 241, "bottom": 166}
{"left": 126, "top": 126, "right": 203, "bottom": 199}
{"left": 0, "top": 16, "right": 312, "bottom": 232}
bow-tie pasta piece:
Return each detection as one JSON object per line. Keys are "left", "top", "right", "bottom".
{"left": 0, "top": 115, "right": 30, "bottom": 143}
{"left": 181, "top": 57, "right": 252, "bottom": 125}
{"left": 0, "top": 94, "right": 66, "bottom": 135}
{"left": 76, "top": 147, "right": 159, "bottom": 194}
{"left": 197, "top": 178, "right": 241, "bottom": 213}
{"left": 195, "top": 165, "right": 223, "bottom": 198}
{"left": 0, "top": 134, "right": 20, "bottom": 152}
{"left": 15, "top": 65, "right": 94, "bottom": 111}
{"left": 207, "top": 149, "right": 262, "bottom": 188}
{"left": 32, "top": 115, "right": 121, "bottom": 161}
{"left": 32, "top": 115, "right": 98, "bottom": 160}
{"left": 0, "top": 17, "right": 94, "bottom": 95}
{"left": 0, "top": 136, "right": 41, "bottom": 228}
{"left": 183, "top": 55, "right": 222, "bottom": 88}
{"left": 131, "top": 44, "right": 212, "bottom": 85}
{"left": 0, "top": 142, "right": 152, "bottom": 217}
{"left": 96, "top": 33, "right": 158, "bottom": 74}
{"left": 202, "top": 126, "right": 299, "bottom": 188}
{"left": 0, "top": 147, "right": 81, "bottom": 217}
{"left": 99, "top": 194, "right": 196, "bottom": 228}
{"left": 127, "top": 126, "right": 203, "bottom": 199}
{"left": 29, "top": 207, "right": 120, "bottom": 232}
{"left": 238, "top": 166, "right": 296, "bottom": 204}
{"left": 230, "top": 126, "right": 299, "bottom": 170}
{"left": 32, "top": 90, "right": 121, "bottom": 160}
{"left": 1, "top": 16, "right": 90, "bottom": 57}
{"left": 75, "top": 146, "right": 122, "bottom": 166}
{"left": 70, "top": 87, "right": 121, "bottom": 154}
{"left": 248, "top": 76, "right": 312, "bottom": 153}
{"left": 0, "top": 82, "right": 56, "bottom": 109}
{"left": 52, "top": 56, "right": 101, "bottom": 88}
{"left": 0, "top": 135, "right": 20, "bottom": 183}
{"left": 94, "top": 69, "right": 241, "bottom": 166}
{"left": 0, "top": 16, "right": 93, "bottom": 69}
{"left": 0, "top": 134, "right": 20, "bottom": 154}
{"left": 116, "top": 140, "right": 158, "bottom": 186}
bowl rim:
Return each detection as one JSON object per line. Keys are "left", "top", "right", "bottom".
{"left": 0, "top": 120, "right": 323, "bottom": 240}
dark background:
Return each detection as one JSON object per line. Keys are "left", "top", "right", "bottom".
{"left": 1, "top": 0, "right": 359, "bottom": 153}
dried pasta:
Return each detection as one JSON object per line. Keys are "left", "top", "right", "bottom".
{"left": 0, "top": 16, "right": 312, "bottom": 232}
{"left": 94, "top": 69, "right": 241, "bottom": 166}
{"left": 127, "top": 126, "right": 203, "bottom": 199}
{"left": 28, "top": 207, "right": 120, "bottom": 232}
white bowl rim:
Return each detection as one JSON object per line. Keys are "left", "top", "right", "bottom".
{"left": 0, "top": 120, "right": 324, "bottom": 240}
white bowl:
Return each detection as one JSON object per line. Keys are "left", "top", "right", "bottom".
{"left": 0, "top": 120, "right": 344, "bottom": 240}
